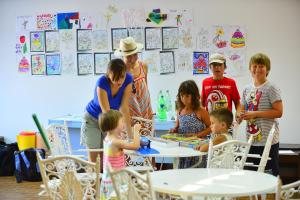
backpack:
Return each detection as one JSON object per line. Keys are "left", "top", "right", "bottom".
{"left": 0, "top": 142, "right": 19, "bottom": 176}
{"left": 14, "top": 148, "right": 45, "bottom": 182}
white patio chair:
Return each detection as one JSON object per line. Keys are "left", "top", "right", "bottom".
{"left": 132, "top": 116, "right": 155, "bottom": 136}
{"left": 108, "top": 165, "right": 156, "bottom": 200}
{"left": 276, "top": 177, "right": 300, "bottom": 200}
{"left": 244, "top": 123, "right": 276, "bottom": 172}
{"left": 36, "top": 152, "right": 100, "bottom": 200}
{"left": 207, "top": 136, "right": 253, "bottom": 169}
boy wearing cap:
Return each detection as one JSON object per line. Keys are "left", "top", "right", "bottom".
{"left": 115, "top": 37, "right": 153, "bottom": 123}
{"left": 201, "top": 53, "right": 241, "bottom": 114}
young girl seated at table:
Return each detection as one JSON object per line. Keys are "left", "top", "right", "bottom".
{"left": 99, "top": 109, "right": 141, "bottom": 200}
{"left": 169, "top": 80, "right": 211, "bottom": 168}
{"left": 195, "top": 108, "right": 233, "bottom": 152}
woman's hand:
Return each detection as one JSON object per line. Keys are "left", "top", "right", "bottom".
{"left": 241, "top": 111, "right": 257, "bottom": 120}
{"left": 133, "top": 123, "right": 141, "bottom": 134}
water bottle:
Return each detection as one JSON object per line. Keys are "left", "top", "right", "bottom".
{"left": 165, "top": 90, "right": 172, "bottom": 112}
{"left": 157, "top": 91, "right": 167, "bottom": 121}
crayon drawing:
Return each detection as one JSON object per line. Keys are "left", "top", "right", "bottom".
{"left": 193, "top": 52, "right": 209, "bottom": 74}
{"left": 122, "top": 8, "right": 146, "bottom": 28}
{"left": 31, "top": 54, "right": 46, "bottom": 75}
{"left": 128, "top": 28, "right": 144, "bottom": 48}
{"left": 45, "top": 31, "right": 60, "bottom": 52}
{"left": 94, "top": 53, "right": 110, "bottom": 74}
{"left": 162, "top": 27, "right": 179, "bottom": 50}
{"left": 77, "top": 53, "right": 93, "bottom": 75}
{"left": 92, "top": 30, "right": 109, "bottom": 51}
{"left": 160, "top": 51, "right": 175, "bottom": 74}
{"left": 111, "top": 28, "right": 128, "bottom": 51}
{"left": 37, "top": 13, "right": 57, "bottom": 30}
{"left": 57, "top": 12, "right": 80, "bottom": 30}
{"left": 77, "top": 29, "right": 92, "bottom": 51}
{"left": 145, "top": 27, "right": 161, "bottom": 50}
{"left": 46, "top": 54, "right": 61, "bottom": 75}
{"left": 30, "top": 31, "right": 45, "bottom": 52}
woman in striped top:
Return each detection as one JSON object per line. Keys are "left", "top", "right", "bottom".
{"left": 98, "top": 110, "right": 141, "bottom": 199}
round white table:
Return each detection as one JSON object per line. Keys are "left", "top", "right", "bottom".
{"left": 150, "top": 168, "right": 277, "bottom": 198}
{"left": 127, "top": 140, "right": 207, "bottom": 169}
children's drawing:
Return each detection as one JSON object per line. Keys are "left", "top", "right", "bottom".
{"left": 16, "top": 15, "right": 35, "bottom": 32}
{"left": 230, "top": 27, "right": 246, "bottom": 48}
{"left": 226, "top": 50, "right": 247, "bottom": 77}
{"left": 61, "top": 52, "right": 76, "bottom": 75}
{"left": 94, "top": 53, "right": 110, "bottom": 75}
{"left": 146, "top": 9, "right": 167, "bottom": 25}
{"left": 128, "top": 28, "right": 144, "bottom": 48}
{"left": 145, "top": 27, "right": 161, "bottom": 50}
{"left": 57, "top": 12, "right": 79, "bottom": 30}
{"left": 59, "top": 29, "right": 75, "bottom": 51}
{"left": 17, "top": 55, "right": 30, "bottom": 73}
{"left": 195, "top": 27, "right": 210, "bottom": 50}
{"left": 30, "top": 31, "right": 45, "bottom": 52}
{"left": 92, "top": 30, "right": 109, "bottom": 51}
{"left": 166, "top": 9, "right": 193, "bottom": 27}
{"left": 104, "top": 4, "right": 118, "bottom": 29}
{"left": 77, "top": 53, "right": 93, "bottom": 75}
{"left": 162, "top": 27, "right": 179, "bottom": 50}
{"left": 16, "top": 34, "right": 29, "bottom": 54}
{"left": 122, "top": 8, "right": 146, "bottom": 28}
{"left": 160, "top": 51, "right": 175, "bottom": 74}
{"left": 176, "top": 51, "right": 192, "bottom": 72}
{"left": 45, "top": 31, "right": 59, "bottom": 52}
{"left": 77, "top": 29, "right": 92, "bottom": 51}
{"left": 80, "top": 14, "right": 93, "bottom": 29}
{"left": 110, "top": 52, "right": 121, "bottom": 60}
{"left": 111, "top": 28, "right": 128, "bottom": 51}
{"left": 193, "top": 52, "right": 209, "bottom": 74}
{"left": 178, "top": 27, "right": 193, "bottom": 49}
{"left": 211, "top": 26, "right": 229, "bottom": 49}
{"left": 31, "top": 54, "right": 46, "bottom": 75}
{"left": 46, "top": 54, "right": 61, "bottom": 75}
{"left": 36, "top": 13, "right": 57, "bottom": 30}
{"left": 142, "top": 51, "right": 159, "bottom": 74}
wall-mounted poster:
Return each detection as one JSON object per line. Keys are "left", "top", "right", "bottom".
{"left": 57, "top": 12, "right": 80, "bottom": 30}
{"left": 46, "top": 54, "right": 61, "bottom": 75}
{"left": 36, "top": 13, "right": 57, "bottom": 30}
{"left": 128, "top": 28, "right": 144, "bottom": 48}
{"left": 162, "top": 27, "right": 179, "bottom": 50}
{"left": 94, "top": 53, "right": 110, "bottom": 75}
{"left": 77, "top": 29, "right": 92, "bottom": 51}
{"left": 111, "top": 28, "right": 128, "bottom": 51}
{"left": 31, "top": 54, "right": 46, "bottom": 75}
{"left": 160, "top": 51, "right": 175, "bottom": 74}
{"left": 145, "top": 27, "right": 161, "bottom": 50}
{"left": 77, "top": 53, "right": 93, "bottom": 75}
{"left": 59, "top": 29, "right": 75, "bottom": 51}
{"left": 45, "top": 31, "right": 59, "bottom": 52}
{"left": 92, "top": 30, "right": 109, "bottom": 51}
{"left": 30, "top": 31, "right": 45, "bottom": 52}
{"left": 193, "top": 52, "right": 209, "bottom": 74}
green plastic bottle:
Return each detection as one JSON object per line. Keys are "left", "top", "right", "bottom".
{"left": 157, "top": 91, "right": 167, "bottom": 121}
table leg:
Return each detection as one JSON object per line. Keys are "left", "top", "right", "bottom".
{"left": 173, "top": 158, "right": 179, "bottom": 169}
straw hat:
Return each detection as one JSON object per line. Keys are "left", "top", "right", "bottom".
{"left": 114, "top": 37, "right": 143, "bottom": 57}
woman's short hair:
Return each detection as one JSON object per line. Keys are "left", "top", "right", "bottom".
{"left": 99, "top": 109, "right": 123, "bottom": 132}
{"left": 249, "top": 53, "right": 271, "bottom": 76}
{"left": 176, "top": 80, "right": 200, "bottom": 110}
{"left": 106, "top": 58, "right": 126, "bottom": 81}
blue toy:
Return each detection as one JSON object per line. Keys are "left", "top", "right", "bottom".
{"left": 137, "top": 136, "right": 159, "bottom": 154}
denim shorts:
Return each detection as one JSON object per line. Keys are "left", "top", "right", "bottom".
{"left": 80, "top": 112, "right": 104, "bottom": 149}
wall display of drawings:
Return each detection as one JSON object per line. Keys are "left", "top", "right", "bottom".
{"left": 77, "top": 53, "right": 93, "bottom": 75}
{"left": 31, "top": 54, "right": 46, "bottom": 75}
{"left": 16, "top": 8, "right": 247, "bottom": 77}
{"left": 160, "top": 51, "right": 175, "bottom": 74}
{"left": 94, "top": 53, "right": 110, "bottom": 74}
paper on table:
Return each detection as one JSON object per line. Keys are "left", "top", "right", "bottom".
{"left": 279, "top": 150, "right": 296, "bottom": 155}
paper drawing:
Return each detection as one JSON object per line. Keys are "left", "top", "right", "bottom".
{"left": 162, "top": 27, "right": 179, "bottom": 50}
{"left": 16, "top": 15, "right": 35, "bottom": 32}
{"left": 45, "top": 31, "right": 60, "bottom": 52}
{"left": 128, "top": 28, "right": 144, "bottom": 48}
{"left": 30, "top": 31, "right": 45, "bottom": 52}
{"left": 142, "top": 51, "right": 159, "bottom": 74}
{"left": 57, "top": 12, "right": 80, "bottom": 29}
{"left": 145, "top": 27, "right": 161, "bottom": 50}
{"left": 46, "top": 54, "right": 61, "bottom": 75}
{"left": 77, "top": 29, "right": 92, "bottom": 51}
{"left": 176, "top": 51, "right": 192, "bottom": 72}
{"left": 111, "top": 28, "right": 128, "bottom": 51}
{"left": 37, "top": 13, "right": 57, "bottom": 30}
{"left": 92, "top": 30, "right": 109, "bottom": 51}
{"left": 94, "top": 53, "right": 110, "bottom": 75}
{"left": 160, "top": 51, "right": 175, "bottom": 74}
{"left": 77, "top": 53, "right": 93, "bottom": 75}
{"left": 31, "top": 54, "right": 46, "bottom": 75}
{"left": 122, "top": 8, "right": 146, "bottom": 28}
{"left": 193, "top": 52, "right": 209, "bottom": 74}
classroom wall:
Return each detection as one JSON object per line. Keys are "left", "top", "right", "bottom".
{"left": 1, "top": 0, "right": 299, "bottom": 144}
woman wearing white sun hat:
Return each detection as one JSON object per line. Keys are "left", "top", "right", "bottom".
{"left": 115, "top": 37, "right": 153, "bottom": 123}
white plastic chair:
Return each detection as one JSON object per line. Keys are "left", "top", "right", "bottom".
{"left": 244, "top": 123, "right": 276, "bottom": 172}
{"left": 207, "top": 136, "right": 253, "bottom": 169}
{"left": 108, "top": 165, "right": 156, "bottom": 200}
{"left": 132, "top": 116, "right": 155, "bottom": 136}
{"left": 276, "top": 177, "right": 300, "bottom": 200}
{"left": 36, "top": 152, "right": 101, "bottom": 200}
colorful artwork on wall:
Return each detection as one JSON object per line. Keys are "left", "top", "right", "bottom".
{"left": 30, "top": 31, "right": 45, "bottom": 52}
{"left": 57, "top": 12, "right": 80, "bottom": 30}
{"left": 31, "top": 54, "right": 46, "bottom": 75}
{"left": 46, "top": 54, "right": 61, "bottom": 75}
{"left": 193, "top": 52, "right": 209, "bottom": 74}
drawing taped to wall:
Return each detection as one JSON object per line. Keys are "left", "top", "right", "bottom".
{"left": 36, "top": 13, "right": 57, "bottom": 30}
{"left": 111, "top": 28, "right": 128, "bottom": 51}
{"left": 46, "top": 54, "right": 61, "bottom": 75}
{"left": 193, "top": 52, "right": 209, "bottom": 74}
{"left": 94, "top": 53, "right": 110, "bottom": 75}
{"left": 17, "top": 55, "right": 30, "bottom": 73}
{"left": 57, "top": 12, "right": 80, "bottom": 30}
{"left": 122, "top": 8, "right": 146, "bottom": 28}
{"left": 142, "top": 51, "right": 159, "bottom": 74}
{"left": 30, "top": 31, "right": 45, "bottom": 52}
{"left": 160, "top": 51, "right": 175, "bottom": 74}
{"left": 31, "top": 54, "right": 46, "bottom": 75}
{"left": 77, "top": 53, "right": 93, "bottom": 75}
{"left": 77, "top": 29, "right": 92, "bottom": 51}
{"left": 92, "top": 30, "right": 109, "bottom": 51}
{"left": 145, "top": 27, "right": 161, "bottom": 50}
{"left": 45, "top": 31, "right": 60, "bottom": 52}
{"left": 16, "top": 15, "right": 35, "bottom": 33}
{"left": 59, "top": 29, "right": 75, "bottom": 51}
{"left": 176, "top": 51, "right": 192, "bottom": 72}
{"left": 162, "top": 27, "right": 179, "bottom": 50}
{"left": 128, "top": 28, "right": 144, "bottom": 48}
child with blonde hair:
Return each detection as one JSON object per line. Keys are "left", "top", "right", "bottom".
{"left": 99, "top": 109, "right": 141, "bottom": 199}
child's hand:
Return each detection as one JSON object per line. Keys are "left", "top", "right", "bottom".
{"left": 133, "top": 123, "right": 141, "bottom": 133}
{"left": 235, "top": 111, "right": 244, "bottom": 124}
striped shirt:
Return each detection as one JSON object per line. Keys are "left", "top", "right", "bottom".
{"left": 242, "top": 81, "right": 281, "bottom": 146}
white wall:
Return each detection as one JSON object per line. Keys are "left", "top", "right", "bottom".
{"left": 1, "top": 0, "right": 299, "bottom": 144}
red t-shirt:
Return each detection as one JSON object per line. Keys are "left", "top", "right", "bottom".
{"left": 201, "top": 77, "right": 240, "bottom": 112}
